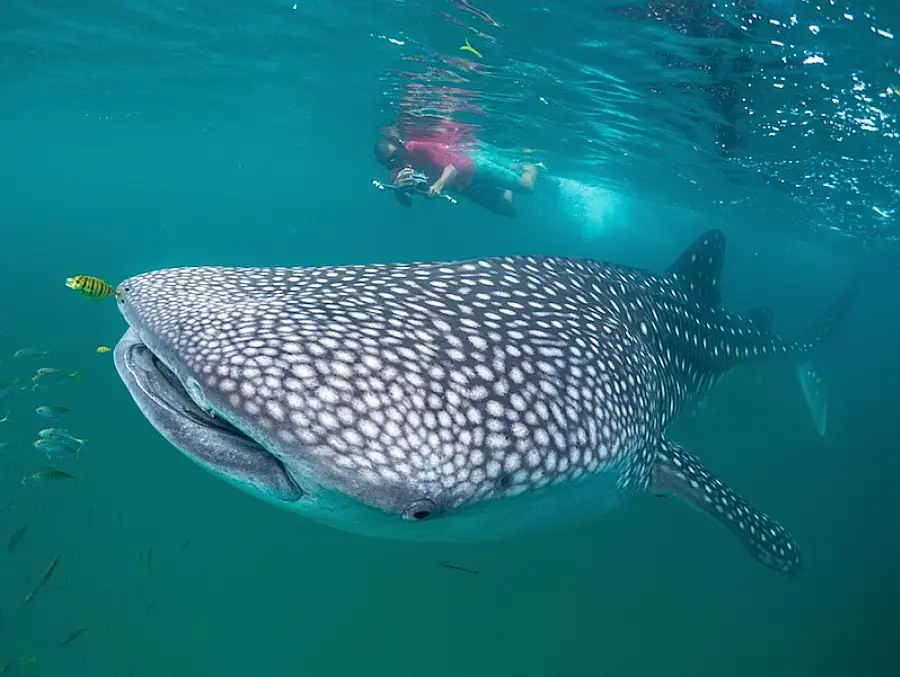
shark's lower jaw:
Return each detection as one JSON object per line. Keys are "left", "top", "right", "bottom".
{"left": 113, "top": 328, "right": 305, "bottom": 505}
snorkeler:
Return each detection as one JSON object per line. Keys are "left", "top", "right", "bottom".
{"left": 373, "top": 136, "right": 537, "bottom": 218}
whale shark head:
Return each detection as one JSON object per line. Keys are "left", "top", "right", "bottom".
{"left": 114, "top": 263, "right": 533, "bottom": 538}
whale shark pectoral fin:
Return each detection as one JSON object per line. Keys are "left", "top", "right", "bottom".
{"left": 650, "top": 439, "right": 802, "bottom": 577}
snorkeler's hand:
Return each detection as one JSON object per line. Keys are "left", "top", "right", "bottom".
{"left": 393, "top": 168, "right": 415, "bottom": 188}
{"left": 427, "top": 182, "right": 444, "bottom": 198}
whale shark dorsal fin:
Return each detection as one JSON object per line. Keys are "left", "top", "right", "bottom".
{"left": 650, "top": 439, "right": 802, "bottom": 577}
{"left": 665, "top": 229, "right": 726, "bottom": 307}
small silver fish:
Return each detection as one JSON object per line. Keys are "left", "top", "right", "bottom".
{"left": 0, "top": 656, "right": 37, "bottom": 673}
{"left": 35, "top": 405, "right": 71, "bottom": 419}
{"left": 23, "top": 552, "right": 60, "bottom": 605}
{"left": 7, "top": 525, "right": 27, "bottom": 553}
{"left": 14, "top": 348, "right": 50, "bottom": 359}
{"left": 21, "top": 468, "right": 77, "bottom": 485}
{"left": 60, "top": 628, "right": 88, "bottom": 646}
{"left": 34, "top": 438, "right": 80, "bottom": 459}
{"left": 31, "top": 368, "right": 80, "bottom": 388}
{"left": 38, "top": 429, "right": 87, "bottom": 446}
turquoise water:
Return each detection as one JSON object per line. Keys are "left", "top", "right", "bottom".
{"left": 2, "top": 0, "right": 899, "bottom": 675}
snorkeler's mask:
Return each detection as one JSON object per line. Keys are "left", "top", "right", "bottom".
{"left": 388, "top": 142, "right": 410, "bottom": 168}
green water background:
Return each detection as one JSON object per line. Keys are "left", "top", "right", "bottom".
{"left": 3, "top": 0, "right": 900, "bottom": 675}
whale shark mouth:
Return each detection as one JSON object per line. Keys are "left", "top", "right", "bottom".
{"left": 113, "top": 328, "right": 304, "bottom": 503}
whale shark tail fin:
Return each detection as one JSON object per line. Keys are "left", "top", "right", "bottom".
{"left": 795, "top": 275, "right": 858, "bottom": 437}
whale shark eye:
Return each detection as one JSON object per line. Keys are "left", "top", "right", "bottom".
{"left": 402, "top": 499, "right": 437, "bottom": 522}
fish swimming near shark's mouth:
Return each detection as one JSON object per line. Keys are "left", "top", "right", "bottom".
{"left": 113, "top": 230, "right": 854, "bottom": 576}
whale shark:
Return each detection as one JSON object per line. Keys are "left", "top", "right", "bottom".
{"left": 113, "top": 230, "right": 853, "bottom": 576}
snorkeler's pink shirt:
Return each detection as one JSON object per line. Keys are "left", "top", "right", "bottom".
{"left": 402, "top": 140, "right": 474, "bottom": 190}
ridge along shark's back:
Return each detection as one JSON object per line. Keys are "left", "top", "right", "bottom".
{"left": 113, "top": 229, "right": 854, "bottom": 577}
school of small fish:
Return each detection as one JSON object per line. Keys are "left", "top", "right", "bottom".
{"left": 1, "top": 349, "right": 84, "bottom": 670}
{"left": 1, "top": 328, "right": 184, "bottom": 671}
{"left": 0, "top": 283, "right": 118, "bottom": 668}
{"left": 0, "top": 354, "right": 85, "bottom": 484}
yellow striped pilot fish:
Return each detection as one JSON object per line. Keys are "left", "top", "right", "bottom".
{"left": 65, "top": 275, "right": 120, "bottom": 300}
